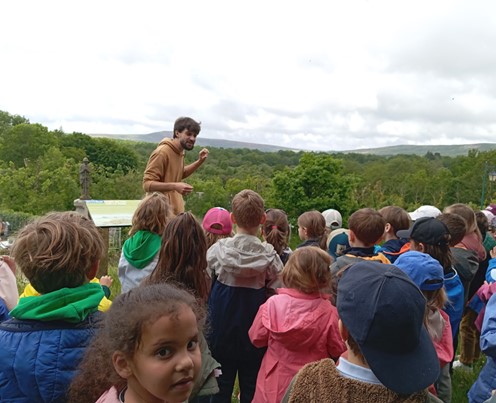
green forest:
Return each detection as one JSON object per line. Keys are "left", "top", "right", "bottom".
{"left": 1, "top": 110, "right": 495, "bottom": 231}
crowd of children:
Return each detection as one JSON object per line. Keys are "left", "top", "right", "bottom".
{"left": 1, "top": 193, "right": 496, "bottom": 402}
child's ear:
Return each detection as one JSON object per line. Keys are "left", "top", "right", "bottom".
{"left": 260, "top": 212, "right": 267, "bottom": 225}
{"left": 384, "top": 223, "right": 391, "bottom": 234}
{"left": 417, "top": 242, "right": 426, "bottom": 253}
{"left": 338, "top": 319, "right": 349, "bottom": 343}
{"left": 348, "top": 230, "right": 356, "bottom": 243}
{"left": 230, "top": 212, "right": 236, "bottom": 224}
{"left": 86, "top": 260, "right": 99, "bottom": 280}
{"left": 113, "top": 351, "right": 133, "bottom": 379}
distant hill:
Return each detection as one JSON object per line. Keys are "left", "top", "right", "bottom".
{"left": 89, "top": 132, "right": 496, "bottom": 157}
{"left": 90, "top": 131, "right": 295, "bottom": 152}
{"left": 341, "top": 143, "right": 496, "bottom": 157}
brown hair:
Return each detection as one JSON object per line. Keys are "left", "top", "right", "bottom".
{"left": 282, "top": 247, "right": 332, "bottom": 294}
{"left": 297, "top": 210, "right": 327, "bottom": 250}
{"left": 348, "top": 208, "right": 385, "bottom": 246}
{"left": 68, "top": 284, "right": 205, "bottom": 403}
{"left": 262, "top": 209, "right": 290, "bottom": 255}
{"left": 346, "top": 332, "right": 367, "bottom": 366}
{"left": 475, "top": 211, "right": 489, "bottom": 239}
{"left": 145, "top": 212, "right": 210, "bottom": 302}
{"left": 173, "top": 117, "right": 201, "bottom": 138}
{"left": 444, "top": 203, "right": 482, "bottom": 242}
{"left": 424, "top": 288, "right": 448, "bottom": 312}
{"left": 379, "top": 206, "right": 410, "bottom": 234}
{"left": 129, "top": 193, "right": 172, "bottom": 236}
{"left": 231, "top": 189, "right": 265, "bottom": 229}
{"left": 437, "top": 213, "right": 467, "bottom": 246}
{"left": 204, "top": 231, "right": 232, "bottom": 249}
{"left": 12, "top": 211, "right": 104, "bottom": 294}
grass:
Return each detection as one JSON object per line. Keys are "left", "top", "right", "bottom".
{"left": 452, "top": 356, "right": 486, "bottom": 402}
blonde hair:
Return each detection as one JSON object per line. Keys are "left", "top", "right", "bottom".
{"left": 424, "top": 288, "right": 448, "bottom": 312}
{"left": 444, "top": 203, "right": 482, "bottom": 241}
{"left": 129, "top": 193, "right": 172, "bottom": 236}
{"left": 12, "top": 211, "right": 104, "bottom": 294}
{"left": 297, "top": 210, "right": 327, "bottom": 250}
{"left": 423, "top": 288, "right": 449, "bottom": 338}
{"left": 231, "top": 189, "right": 265, "bottom": 229}
{"left": 282, "top": 247, "right": 332, "bottom": 294}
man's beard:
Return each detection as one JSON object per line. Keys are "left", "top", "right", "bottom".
{"left": 180, "top": 139, "right": 194, "bottom": 151}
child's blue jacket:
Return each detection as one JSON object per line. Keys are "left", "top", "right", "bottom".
{"left": 0, "top": 284, "right": 103, "bottom": 402}
{"left": 469, "top": 292, "right": 496, "bottom": 403}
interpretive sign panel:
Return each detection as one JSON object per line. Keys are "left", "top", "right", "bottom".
{"left": 85, "top": 200, "right": 141, "bottom": 227}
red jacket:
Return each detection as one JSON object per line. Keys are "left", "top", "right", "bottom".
{"left": 249, "top": 288, "right": 345, "bottom": 403}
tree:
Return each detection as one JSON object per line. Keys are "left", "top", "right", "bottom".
{"left": 0, "top": 148, "right": 79, "bottom": 215}
{"left": 0, "top": 123, "right": 58, "bottom": 167}
{"left": 60, "top": 133, "right": 140, "bottom": 173}
{"left": 270, "top": 153, "right": 357, "bottom": 221}
{"left": 0, "top": 110, "right": 29, "bottom": 135}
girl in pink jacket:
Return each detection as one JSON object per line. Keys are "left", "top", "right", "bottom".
{"left": 248, "top": 247, "right": 345, "bottom": 403}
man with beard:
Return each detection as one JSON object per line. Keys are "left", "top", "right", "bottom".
{"left": 143, "top": 117, "right": 209, "bottom": 215}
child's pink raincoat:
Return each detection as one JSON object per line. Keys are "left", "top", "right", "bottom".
{"left": 249, "top": 288, "right": 345, "bottom": 403}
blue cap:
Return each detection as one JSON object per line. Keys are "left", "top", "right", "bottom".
{"left": 337, "top": 261, "right": 440, "bottom": 395}
{"left": 394, "top": 251, "right": 444, "bottom": 291}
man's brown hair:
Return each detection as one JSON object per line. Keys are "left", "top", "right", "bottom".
{"left": 379, "top": 206, "right": 410, "bottom": 234}
{"left": 231, "top": 189, "right": 265, "bottom": 229}
{"left": 348, "top": 208, "right": 385, "bottom": 246}
{"left": 12, "top": 211, "right": 104, "bottom": 294}
{"left": 173, "top": 117, "right": 201, "bottom": 138}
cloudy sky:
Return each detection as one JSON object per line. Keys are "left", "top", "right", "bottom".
{"left": 1, "top": 0, "right": 495, "bottom": 151}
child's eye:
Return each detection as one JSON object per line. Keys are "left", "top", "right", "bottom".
{"left": 187, "top": 340, "right": 199, "bottom": 351}
{"left": 157, "top": 347, "right": 172, "bottom": 358}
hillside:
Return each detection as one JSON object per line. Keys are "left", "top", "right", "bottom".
{"left": 90, "top": 131, "right": 295, "bottom": 152}
{"left": 342, "top": 143, "right": 496, "bottom": 157}
{"left": 90, "top": 132, "right": 496, "bottom": 157}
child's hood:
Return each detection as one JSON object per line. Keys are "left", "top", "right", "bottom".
{"left": 122, "top": 230, "right": 161, "bottom": 269}
{"left": 261, "top": 289, "right": 336, "bottom": 346}
{"left": 208, "top": 234, "right": 281, "bottom": 277}
{"left": 10, "top": 283, "right": 103, "bottom": 323}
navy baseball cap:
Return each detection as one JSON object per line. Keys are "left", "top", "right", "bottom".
{"left": 337, "top": 261, "right": 440, "bottom": 395}
{"left": 396, "top": 216, "right": 450, "bottom": 246}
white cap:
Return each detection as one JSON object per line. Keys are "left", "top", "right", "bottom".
{"left": 482, "top": 209, "right": 494, "bottom": 220}
{"left": 482, "top": 210, "right": 496, "bottom": 227}
{"left": 408, "top": 205, "right": 441, "bottom": 221}
{"left": 322, "top": 209, "right": 343, "bottom": 229}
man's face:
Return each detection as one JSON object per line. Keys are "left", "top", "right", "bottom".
{"left": 176, "top": 129, "right": 198, "bottom": 151}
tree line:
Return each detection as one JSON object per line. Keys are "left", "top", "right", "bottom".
{"left": 1, "top": 110, "right": 495, "bottom": 229}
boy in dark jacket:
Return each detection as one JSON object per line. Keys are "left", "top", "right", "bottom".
{"left": 207, "top": 189, "right": 283, "bottom": 403}
{"left": 0, "top": 212, "right": 105, "bottom": 402}
{"left": 377, "top": 206, "right": 411, "bottom": 263}
{"left": 330, "top": 208, "right": 390, "bottom": 278}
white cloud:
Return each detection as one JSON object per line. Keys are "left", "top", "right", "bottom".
{"left": 1, "top": 0, "right": 495, "bottom": 151}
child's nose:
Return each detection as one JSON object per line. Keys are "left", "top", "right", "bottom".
{"left": 175, "top": 350, "right": 195, "bottom": 371}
